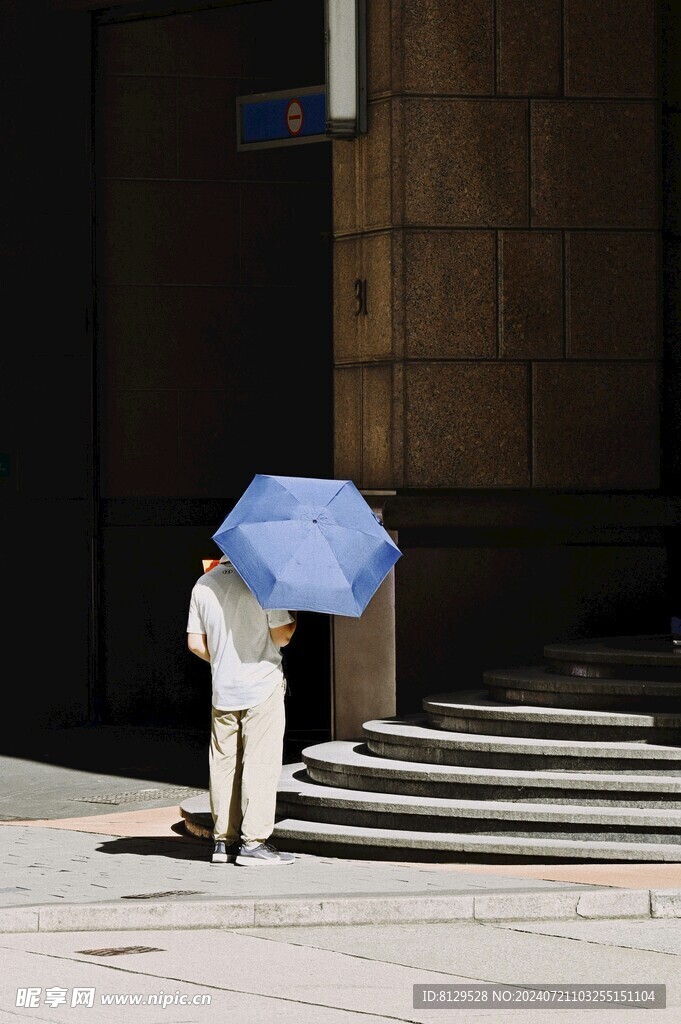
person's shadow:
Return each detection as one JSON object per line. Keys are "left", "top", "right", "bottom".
{"left": 95, "top": 821, "right": 211, "bottom": 863}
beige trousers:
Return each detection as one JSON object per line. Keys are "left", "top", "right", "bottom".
{"left": 209, "top": 677, "right": 286, "bottom": 845}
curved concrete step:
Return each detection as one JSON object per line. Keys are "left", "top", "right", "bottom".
{"left": 363, "top": 716, "right": 681, "bottom": 773}
{"left": 423, "top": 690, "right": 681, "bottom": 742}
{"left": 273, "top": 764, "right": 681, "bottom": 843}
{"left": 544, "top": 634, "right": 681, "bottom": 681}
{"left": 271, "top": 817, "right": 681, "bottom": 862}
{"left": 302, "top": 741, "right": 681, "bottom": 806}
{"left": 483, "top": 666, "right": 681, "bottom": 710}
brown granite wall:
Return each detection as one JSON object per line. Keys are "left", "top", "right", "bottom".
{"left": 333, "top": 0, "right": 661, "bottom": 491}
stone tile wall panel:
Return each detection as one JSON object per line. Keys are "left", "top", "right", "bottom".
{"left": 499, "top": 231, "right": 563, "bottom": 359}
{"left": 403, "top": 99, "right": 528, "bottom": 226}
{"left": 98, "top": 75, "right": 177, "bottom": 180}
{"left": 332, "top": 139, "right": 358, "bottom": 236}
{"left": 367, "top": 0, "right": 392, "bottom": 97}
{"left": 401, "top": 0, "right": 494, "bottom": 95}
{"left": 405, "top": 362, "right": 530, "bottom": 487}
{"left": 531, "top": 101, "right": 658, "bottom": 228}
{"left": 496, "top": 0, "right": 562, "bottom": 96}
{"left": 362, "top": 364, "right": 396, "bottom": 488}
{"left": 533, "top": 362, "right": 660, "bottom": 488}
{"left": 564, "top": 0, "right": 657, "bottom": 97}
{"left": 405, "top": 231, "right": 496, "bottom": 358}
{"left": 566, "top": 232, "right": 659, "bottom": 359}
{"left": 333, "top": 366, "right": 363, "bottom": 482}
{"left": 363, "top": 100, "right": 393, "bottom": 230}
{"left": 100, "top": 180, "right": 241, "bottom": 286}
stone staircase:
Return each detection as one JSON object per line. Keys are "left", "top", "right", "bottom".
{"left": 271, "top": 635, "right": 681, "bottom": 862}
{"left": 180, "top": 634, "right": 681, "bottom": 861}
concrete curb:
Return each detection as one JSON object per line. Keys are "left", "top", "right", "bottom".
{"left": 1, "top": 888, "right": 681, "bottom": 933}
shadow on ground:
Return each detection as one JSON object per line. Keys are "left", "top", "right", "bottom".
{"left": 95, "top": 828, "right": 210, "bottom": 863}
{"left": 1, "top": 726, "right": 314, "bottom": 792}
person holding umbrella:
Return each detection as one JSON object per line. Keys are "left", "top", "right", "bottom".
{"left": 187, "top": 555, "right": 297, "bottom": 866}
{"left": 189, "top": 473, "right": 400, "bottom": 866}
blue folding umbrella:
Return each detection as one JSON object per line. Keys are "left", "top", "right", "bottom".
{"left": 211, "top": 474, "right": 402, "bottom": 617}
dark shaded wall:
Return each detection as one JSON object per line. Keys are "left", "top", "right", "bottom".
{"left": 0, "top": 0, "right": 333, "bottom": 754}
{"left": 661, "top": 1, "right": 681, "bottom": 622}
{"left": 329, "top": 0, "right": 673, "bottom": 708}
{"left": 94, "top": 1, "right": 333, "bottom": 748}
{"left": 0, "top": 3, "right": 93, "bottom": 728}
{"left": 391, "top": 496, "right": 673, "bottom": 700}
{"left": 662, "top": 2, "right": 681, "bottom": 490}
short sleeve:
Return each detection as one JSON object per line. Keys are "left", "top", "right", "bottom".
{"left": 186, "top": 587, "right": 205, "bottom": 633}
{"left": 266, "top": 609, "right": 295, "bottom": 628}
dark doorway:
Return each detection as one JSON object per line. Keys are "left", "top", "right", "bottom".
{"left": 93, "top": 0, "right": 333, "bottom": 759}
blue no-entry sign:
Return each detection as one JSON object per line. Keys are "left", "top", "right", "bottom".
{"left": 236, "top": 86, "right": 328, "bottom": 151}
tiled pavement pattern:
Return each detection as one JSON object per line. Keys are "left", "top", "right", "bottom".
{"left": 2, "top": 810, "right": 681, "bottom": 936}
{"left": 0, "top": 822, "right": 589, "bottom": 909}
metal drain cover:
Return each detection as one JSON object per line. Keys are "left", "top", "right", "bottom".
{"left": 75, "top": 787, "right": 206, "bottom": 806}
{"left": 76, "top": 946, "right": 165, "bottom": 956}
{"left": 121, "top": 890, "right": 204, "bottom": 900}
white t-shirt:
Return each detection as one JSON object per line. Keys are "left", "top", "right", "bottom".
{"left": 187, "top": 556, "right": 294, "bottom": 711}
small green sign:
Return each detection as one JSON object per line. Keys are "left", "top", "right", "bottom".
{"left": 0, "top": 453, "right": 11, "bottom": 478}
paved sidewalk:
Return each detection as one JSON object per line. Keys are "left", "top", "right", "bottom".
{"left": 2, "top": 730, "right": 681, "bottom": 935}
{"left": 2, "top": 736, "right": 680, "bottom": 1024}
{"left": 2, "top": 805, "right": 681, "bottom": 934}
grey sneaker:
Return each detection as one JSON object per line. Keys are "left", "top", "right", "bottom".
{"left": 236, "top": 841, "right": 295, "bottom": 866}
{"left": 211, "top": 840, "right": 239, "bottom": 865}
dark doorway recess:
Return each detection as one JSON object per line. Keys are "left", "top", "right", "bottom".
{"left": 94, "top": 0, "right": 333, "bottom": 761}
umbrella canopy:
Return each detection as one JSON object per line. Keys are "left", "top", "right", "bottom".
{"left": 212, "top": 474, "right": 402, "bottom": 617}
